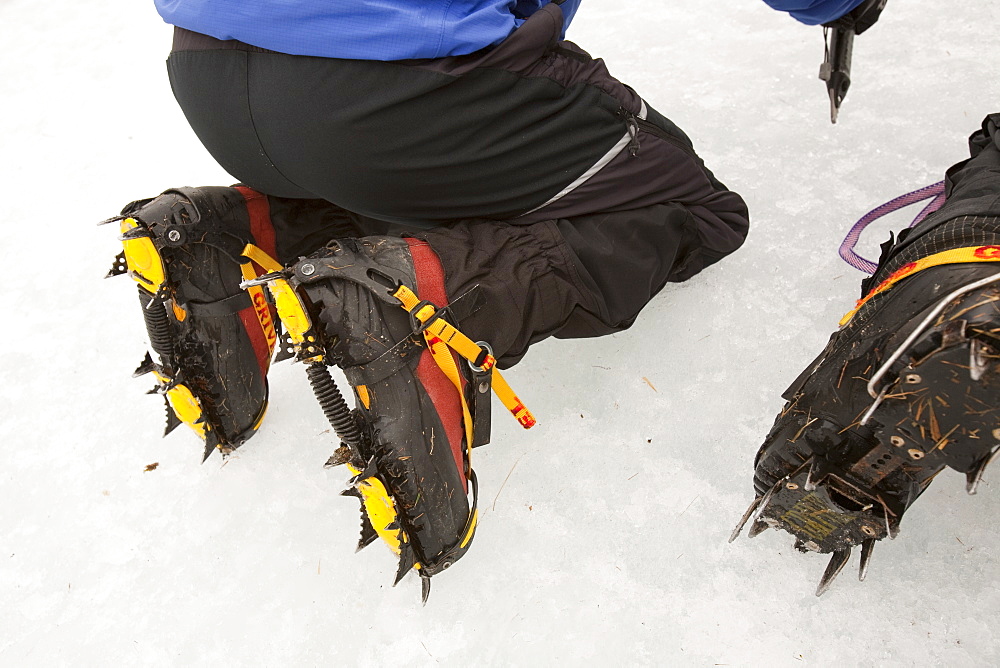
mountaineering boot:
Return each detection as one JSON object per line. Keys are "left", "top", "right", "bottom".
{"left": 250, "top": 235, "right": 535, "bottom": 600}
{"left": 104, "top": 186, "right": 285, "bottom": 460}
{"left": 731, "top": 214, "right": 1000, "bottom": 595}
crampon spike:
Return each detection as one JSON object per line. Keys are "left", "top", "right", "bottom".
{"left": 324, "top": 445, "right": 353, "bottom": 469}
{"left": 273, "top": 330, "right": 296, "bottom": 363}
{"left": 133, "top": 352, "right": 157, "bottom": 378}
{"left": 119, "top": 227, "right": 154, "bottom": 242}
{"left": 357, "top": 506, "right": 378, "bottom": 552}
{"left": 859, "top": 538, "right": 876, "bottom": 581}
{"left": 164, "top": 400, "right": 182, "bottom": 436}
{"left": 421, "top": 574, "right": 432, "bottom": 605}
{"left": 816, "top": 548, "right": 852, "bottom": 597}
{"left": 106, "top": 251, "right": 128, "bottom": 279}
{"left": 883, "top": 503, "right": 900, "bottom": 540}
{"left": 804, "top": 457, "right": 828, "bottom": 492}
{"left": 966, "top": 445, "right": 1000, "bottom": 495}
{"left": 731, "top": 474, "right": 790, "bottom": 543}
{"left": 729, "top": 495, "right": 762, "bottom": 543}
{"left": 201, "top": 434, "right": 220, "bottom": 464}
{"left": 748, "top": 519, "right": 770, "bottom": 538}
{"left": 97, "top": 213, "right": 127, "bottom": 227}
{"left": 394, "top": 542, "right": 416, "bottom": 586}
{"left": 352, "top": 456, "right": 379, "bottom": 484}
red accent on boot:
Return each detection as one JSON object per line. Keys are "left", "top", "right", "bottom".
{"left": 406, "top": 238, "right": 468, "bottom": 489}
{"left": 234, "top": 186, "right": 278, "bottom": 375}
{"left": 234, "top": 186, "right": 277, "bottom": 259}
{"left": 238, "top": 296, "right": 276, "bottom": 375}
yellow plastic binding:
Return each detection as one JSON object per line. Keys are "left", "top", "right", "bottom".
{"left": 153, "top": 371, "right": 207, "bottom": 439}
{"left": 120, "top": 218, "right": 166, "bottom": 291}
{"left": 346, "top": 463, "right": 413, "bottom": 560}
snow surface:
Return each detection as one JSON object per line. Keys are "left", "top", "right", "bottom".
{"left": 2, "top": 0, "right": 998, "bottom": 665}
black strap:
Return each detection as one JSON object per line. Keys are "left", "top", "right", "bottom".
{"left": 184, "top": 291, "right": 254, "bottom": 317}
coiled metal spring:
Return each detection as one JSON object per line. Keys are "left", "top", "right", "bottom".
{"left": 306, "top": 362, "right": 362, "bottom": 447}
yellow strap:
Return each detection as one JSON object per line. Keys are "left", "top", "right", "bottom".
{"left": 425, "top": 332, "right": 476, "bottom": 457}
{"left": 240, "top": 243, "right": 284, "bottom": 273}
{"left": 489, "top": 368, "right": 537, "bottom": 429}
{"left": 394, "top": 285, "right": 477, "bottom": 450}
{"left": 238, "top": 244, "right": 283, "bottom": 355}
{"left": 393, "top": 285, "right": 537, "bottom": 433}
{"left": 840, "top": 245, "right": 1000, "bottom": 326}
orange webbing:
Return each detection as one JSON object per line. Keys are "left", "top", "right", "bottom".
{"left": 393, "top": 285, "right": 537, "bottom": 444}
{"left": 840, "top": 245, "right": 1000, "bottom": 326}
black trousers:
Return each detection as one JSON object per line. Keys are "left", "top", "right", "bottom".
{"left": 166, "top": 3, "right": 750, "bottom": 366}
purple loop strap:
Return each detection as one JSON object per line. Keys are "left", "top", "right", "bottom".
{"left": 839, "top": 181, "right": 946, "bottom": 274}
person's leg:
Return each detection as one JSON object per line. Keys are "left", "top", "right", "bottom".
{"left": 734, "top": 114, "right": 1000, "bottom": 596}
{"left": 416, "top": 204, "right": 703, "bottom": 367}
{"left": 165, "top": 4, "right": 748, "bottom": 362}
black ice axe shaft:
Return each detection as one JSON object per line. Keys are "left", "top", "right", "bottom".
{"left": 817, "top": 0, "right": 888, "bottom": 124}
{"left": 819, "top": 26, "right": 853, "bottom": 124}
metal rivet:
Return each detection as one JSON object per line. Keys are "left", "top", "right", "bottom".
{"left": 300, "top": 263, "right": 316, "bottom": 276}
{"left": 890, "top": 436, "right": 905, "bottom": 447}
{"left": 786, "top": 482, "right": 799, "bottom": 490}
{"left": 166, "top": 229, "right": 181, "bottom": 242}
{"left": 478, "top": 381, "right": 489, "bottom": 394}
{"left": 908, "top": 449, "right": 925, "bottom": 460}
{"left": 904, "top": 374, "right": 922, "bottom": 385}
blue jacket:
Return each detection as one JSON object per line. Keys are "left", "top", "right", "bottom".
{"left": 154, "top": 0, "right": 581, "bottom": 61}
{"left": 761, "top": 0, "right": 866, "bottom": 25}
{"left": 154, "top": 0, "right": 861, "bottom": 61}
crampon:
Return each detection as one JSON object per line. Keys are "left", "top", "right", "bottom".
{"left": 102, "top": 187, "right": 283, "bottom": 461}
{"left": 244, "top": 237, "right": 536, "bottom": 602}
{"left": 732, "top": 215, "right": 1000, "bottom": 596}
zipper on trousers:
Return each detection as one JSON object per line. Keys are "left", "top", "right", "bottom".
{"left": 618, "top": 107, "right": 641, "bottom": 156}
{"left": 618, "top": 106, "right": 699, "bottom": 159}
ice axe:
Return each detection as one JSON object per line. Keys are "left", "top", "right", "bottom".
{"left": 818, "top": 0, "right": 888, "bottom": 123}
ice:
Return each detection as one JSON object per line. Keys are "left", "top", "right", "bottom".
{"left": 1, "top": 0, "right": 998, "bottom": 665}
